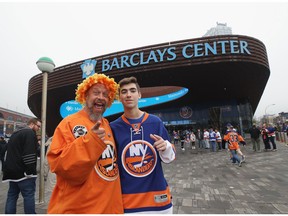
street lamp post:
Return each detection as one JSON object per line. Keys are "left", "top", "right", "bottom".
{"left": 265, "top": 103, "right": 275, "bottom": 123}
{"left": 36, "top": 57, "right": 55, "bottom": 203}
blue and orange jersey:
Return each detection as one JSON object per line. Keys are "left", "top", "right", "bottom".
{"left": 110, "top": 113, "right": 175, "bottom": 213}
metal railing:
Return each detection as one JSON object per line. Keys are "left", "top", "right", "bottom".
{"left": 276, "top": 132, "right": 288, "bottom": 144}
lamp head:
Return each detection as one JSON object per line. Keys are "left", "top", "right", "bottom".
{"left": 36, "top": 57, "right": 55, "bottom": 73}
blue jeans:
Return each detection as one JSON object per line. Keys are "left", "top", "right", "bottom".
{"left": 197, "top": 139, "right": 204, "bottom": 148}
{"left": 210, "top": 141, "right": 216, "bottom": 152}
{"left": 268, "top": 136, "right": 277, "bottom": 149}
{"left": 5, "top": 178, "right": 36, "bottom": 214}
{"left": 230, "top": 149, "right": 241, "bottom": 164}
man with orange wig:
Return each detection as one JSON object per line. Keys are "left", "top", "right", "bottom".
{"left": 47, "top": 73, "right": 123, "bottom": 213}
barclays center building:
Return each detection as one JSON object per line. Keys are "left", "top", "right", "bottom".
{"left": 28, "top": 33, "right": 270, "bottom": 137}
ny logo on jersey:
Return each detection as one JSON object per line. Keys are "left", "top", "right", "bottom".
{"left": 122, "top": 140, "right": 157, "bottom": 178}
{"left": 95, "top": 142, "right": 119, "bottom": 181}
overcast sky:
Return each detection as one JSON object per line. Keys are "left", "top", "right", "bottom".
{"left": 0, "top": 1, "right": 287, "bottom": 119}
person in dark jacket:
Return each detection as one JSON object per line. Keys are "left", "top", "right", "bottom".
{"left": 2, "top": 118, "right": 41, "bottom": 214}
{"left": 0, "top": 136, "right": 7, "bottom": 171}
{"left": 196, "top": 129, "right": 204, "bottom": 149}
{"left": 249, "top": 124, "right": 261, "bottom": 152}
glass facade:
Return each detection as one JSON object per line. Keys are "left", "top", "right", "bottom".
{"left": 149, "top": 99, "right": 253, "bottom": 135}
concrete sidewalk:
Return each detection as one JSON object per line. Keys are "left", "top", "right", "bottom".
{"left": 166, "top": 140, "right": 288, "bottom": 214}
{"left": 1, "top": 139, "right": 288, "bottom": 214}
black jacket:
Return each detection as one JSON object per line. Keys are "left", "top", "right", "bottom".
{"left": 0, "top": 139, "right": 7, "bottom": 159}
{"left": 249, "top": 127, "right": 261, "bottom": 139}
{"left": 2, "top": 128, "right": 38, "bottom": 181}
{"left": 196, "top": 130, "right": 203, "bottom": 140}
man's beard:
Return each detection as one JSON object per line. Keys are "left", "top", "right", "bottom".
{"left": 86, "top": 104, "right": 103, "bottom": 122}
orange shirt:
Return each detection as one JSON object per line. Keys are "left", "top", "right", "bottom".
{"left": 47, "top": 109, "right": 123, "bottom": 214}
{"left": 223, "top": 131, "right": 244, "bottom": 150}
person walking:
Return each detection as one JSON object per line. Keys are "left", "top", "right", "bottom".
{"left": 223, "top": 124, "right": 245, "bottom": 167}
{"left": 46, "top": 73, "right": 123, "bottom": 214}
{"left": 249, "top": 124, "right": 261, "bottom": 152}
{"left": 2, "top": 118, "right": 41, "bottom": 214}
{"left": 225, "top": 123, "right": 246, "bottom": 162}
{"left": 110, "top": 76, "right": 175, "bottom": 214}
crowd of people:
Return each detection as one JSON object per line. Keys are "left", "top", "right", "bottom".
{"left": 0, "top": 72, "right": 285, "bottom": 214}
{"left": 171, "top": 121, "right": 281, "bottom": 167}
{"left": 172, "top": 126, "right": 240, "bottom": 152}
{"left": 249, "top": 122, "right": 280, "bottom": 152}
{"left": 173, "top": 123, "right": 280, "bottom": 150}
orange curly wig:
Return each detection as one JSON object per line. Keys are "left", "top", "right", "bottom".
{"left": 75, "top": 73, "right": 118, "bottom": 107}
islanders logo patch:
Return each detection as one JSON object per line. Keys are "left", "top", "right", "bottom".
{"left": 122, "top": 140, "right": 157, "bottom": 177}
{"left": 95, "top": 140, "right": 119, "bottom": 181}
{"left": 72, "top": 125, "right": 88, "bottom": 138}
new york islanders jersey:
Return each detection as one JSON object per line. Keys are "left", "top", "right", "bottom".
{"left": 110, "top": 113, "right": 175, "bottom": 213}
{"left": 47, "top": 109, "right": 123, "bottom": 214}
{"left": 223, "top": 130, "right": 245, "bottom": 150}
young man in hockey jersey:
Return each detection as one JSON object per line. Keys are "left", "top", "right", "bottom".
{"left": 223, "top": 124, "right": 246, "bottom": 167}
{"left": 47, "top": 74, "right": 123, "bottom": 214}
{"left": 110, "top": 76, "right": 176, "bottom": 214}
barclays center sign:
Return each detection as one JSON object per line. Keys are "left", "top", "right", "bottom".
{"left": 81, "top": 39, "right": 251, "bottom": 78}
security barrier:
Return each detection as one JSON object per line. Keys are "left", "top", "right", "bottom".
{"left": 276, "top": 132, "right": 288, "bottom": 144}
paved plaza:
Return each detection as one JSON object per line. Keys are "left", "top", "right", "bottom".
{"left": 1, "top": 138, "right": 288, "bottom": 214}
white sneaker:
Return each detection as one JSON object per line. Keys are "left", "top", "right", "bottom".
{"left": 242, "top": 155, "right": 246, "bottom": 162}
{"left": 238, "top": 161, "right": 242, "bottom": 167}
